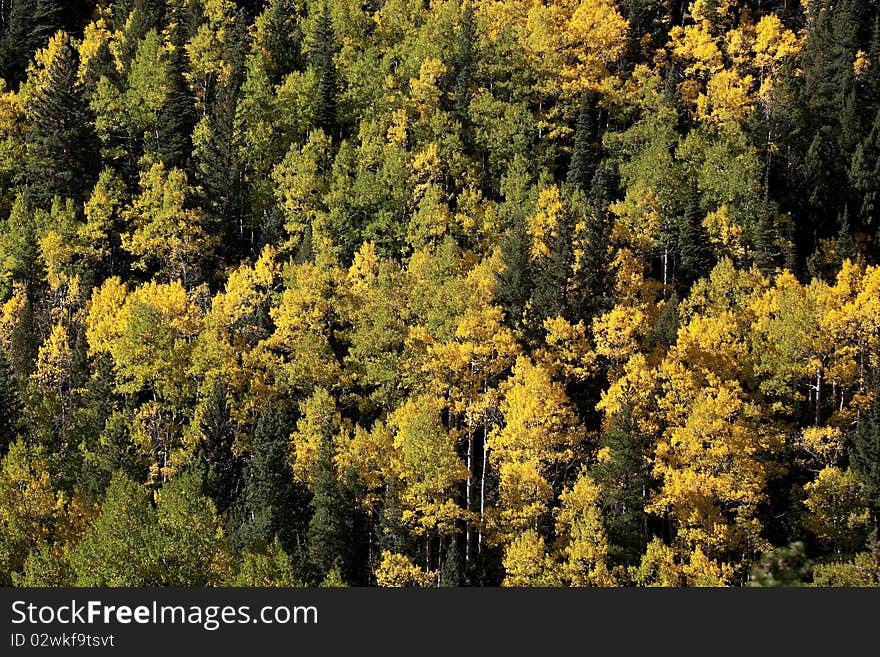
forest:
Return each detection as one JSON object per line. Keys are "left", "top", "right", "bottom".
{"left": 0, "top": 0, "right": 879, "bottom": 587}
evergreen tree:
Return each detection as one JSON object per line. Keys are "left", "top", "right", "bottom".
{"left": 0, "top": 349, "right": 20, "bottom": 456}
{"left": 852, "top": 370, "right": 880, "bottom": 528}
{"left": 496, "top": 216, "right": 533, "bottom": 330}
{"left": 377, "top": 482, "right": 411, "bottom": 555}
{"left": 195, "top": 380, "right": 238, "bottom": 515}
{"left": 528, "top": 197, "right": 574, "bottom": 334}
{"left": 263, "top": 0, "right": 302, "bottom": 85}
{"left": 28, "top": 0, "right": 63, "bottom": 50}
{"left": 753, "top": 203, "right": 781, "bottom": 274}
{"left": 496, "top": 156, "right": 535, "bottom": 329}
{"left": 0, "top": 0, "right": 35, "bottom": 85}
{"left": 451, "top": 1, "right": 476, "bottom": 142}
{"left": 120, "top": 0, "right": 165, "bottom": 66}
{"left": 192, "top": 13, "right": 250, "bottom": 258}
{"left": 25, "top": 32, "right": 99, "bottom": 205}
{"left": 591, "top": 401, "right": 652, "bottom": 566}
{"left": 676, "top": 192, "right": 713, "bottom": 291}
{"left": 572, "top": 179, "right": 613, "bottom": 322}
{"left": 306, "top": 430, "right": 352, "bottom": 583}
{"left": 311, "top": 1, "right": 337, "bottom": 138}
{"left": 749, "top": 542, "right": 813, "bottom": 587}
{"left": 156, "top": 43, "right": 197, "bottom": 170}
{"left": 234, "top": 404, "right": 308, "bottom": 557}
{"left": 567, "top": 91, "right": 601, "bottom": 193}
{"left": 440, "top": 539, "right": 463, "bottom": 587}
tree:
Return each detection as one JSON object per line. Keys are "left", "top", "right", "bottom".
{"left": 122, "top": 163, "right": 214, "bottom": 287}
{"left": 591, "top": 400, "right": 652, "bottom": 566}
{"left": 71, "top": 471, "right": 161, "bottom": 586}
{"left": 22, "top": 31, "right": 99, "bottom": 205}
{"left": 234, "top": 404, "right": 307, "bottom": 558}
{"left": 229, "top": 536, "right": 300, "bottom": 586}
{"left": 306, "top": 430, "right": 353, "bottom": 583}
{"left": 157, "top": 40, "right": 198, "bottom": 170}
{"left": 676, "top": 191, "right": 714, "bottom": 290}
{"left": 749, "top": 542, "right": 813, "bottom": 587}
{"left": 803, "top": 467, "right": 871, "bottom": 555}
{"left": 311, "top": 1, "right": 337, "bottom": 138}
{"left": 0, "top": 439, "right": 60, "bottom": 584}
{"left": 488, "top": 357, "right": 585, "bottom": 547}
{"left": 155, "top": 470, "right": 229, "bottom": 585}
{"left": 260, "top": 0, "right": 302, "bottom": 85}
{"left": 440, "top": 539, "right": 463, "bottom": 586}
{"left": 0, "top": 348, "right": 20, "bottom": 456}
{"left": 567, "top": 91, "right": 601, "bottom": 193}
{"left": 0, "top": 0, "right": 36, "bottom": 85}
{"left": 195, "top": 379, "right": 238, "bottom": 515}
{"left": 852, "top": 374, "right": 880, "bottom": 528}
{"left": 73, "top": 470, "right": 229, "bottom": 585}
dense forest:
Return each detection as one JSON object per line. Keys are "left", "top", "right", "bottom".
{"left": 0, "top": 0, "right": 879, "bottom": 587}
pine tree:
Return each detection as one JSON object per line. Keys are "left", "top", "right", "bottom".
{"left": 377, "top": 482, "right": 411, "bottom": 555}
{"left": 306, "top": 430, "right": 352, "bottom": 582}
{"left": 0, "top": 0, "right": 35, "bottom": 85}
{"left": 235, "top": 404, "right": 308, "bottom": 556}
{"left": 263, "top": 0, "right": 302, "bottom": 85}
{"left": 572, "top": 194, "right": 612, "bottom": 322}
{"left": 0, "top": 349, "right": 20, "bottom": 457}
{"left": 753, "top": 203, "right": 780, "bottom": 274}
{"left": 591, "top": 401, "right": 652, "bottom": 566}
{"left": 192, "top": 14, "right": 250, "bottom": 258}
{"left": 311, "top": 1, "right": 337, "bottom": 138}
{"left": 749, "top": 542, "right": 812, "bottom": 587}
{"left": 195, "top": 379, "right": 238, "bottom": 515}
{"left": 120, "top": 0, "right": 165, "bottom": 66}
{"left": 28, "top": 0, "right": 63, "bottom": 51}
{"left": 852, "top": 369, "right": 880, "bottom": 528}
{"left": 528, "top": 195, "right": 574, "bottom": 333}
{"left": 676, "top": 192, "right": 713, "bottom": 291}
{"left": 567, "top": 91, "right": 601, "bottom": 193}
{"left": 440, "top": 539, "right": 463, "bottom": 586}
{"left": 496, "top": 216, "right": 533, "bottom": 330}
{"left": 451, "top": 1, "right": 476, "bottom": 139}
{"left": 156, "top": 46, "right": 197, "bottom": 170}
{"left": 25, "top": 32, "right": 99, "bottom": 205}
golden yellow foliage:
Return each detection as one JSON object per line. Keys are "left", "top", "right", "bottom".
{"left": 374, "top": 551, "right": 435, "bottom": 587}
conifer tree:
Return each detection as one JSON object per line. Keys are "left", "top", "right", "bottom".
{"left": 157, "top": 46, "right": 197, "bottom": 171}
{"left": 567, "top": 91, "right": 601, "bottom": 193}
{"left": 24, "top": 32, "right": 99, "bottom": 205}
{"left": 195, "top": 379, "right": 238, "bottom": 515}
{"left": 591, "top": 401, "right": 652, "bottom": 566}
{"left": 440, "top": 539, "right": 463, "bottom": 587}
{"left": 0, "top": 349, "right": 20, "bottom": 456}
{"left": 28, "top": 0, "right": 63, "bottom": 50}
{"left": 311, "top": 1, "right": 337, "bottom": 139}
{"left": 0, "top": 0, "right": 35, "bottom": 85}
{"left": 676, "top": 192, "right": 713, "bottom": 291}
{"left": 853, "top": 370, "right": 880, "bottom": 528}
{"left": 235, "top": 404, "right": 307, "bottom": 556}
{"left": 451, "top": 1, "right": 476, "bottom": 141}
{"left": 263, "top": 0, "right": 302, "bottom": 85}
{"left": 306, "top": 430, "right": 352, "bottom": 582}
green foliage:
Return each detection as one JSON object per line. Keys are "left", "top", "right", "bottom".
{"left": 310, "top": 1, "right": 337, "bottom": 139}
{"left": 72, "top": 470, "right": 228, "bottom": 586}
{"left": 24, "top": 31, "right": 99, "bottom": 205}
{"left": 749, "top": 542, "right": 813, "bottom": 587}
{"left": 232, "top": 404, "right": 307, "bottom": 559}
{"left": 195, "top": 379, "right": 238, "bottom": 515}
{"left": 306, "top": 430, "right": 353, "bottom": 583}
